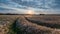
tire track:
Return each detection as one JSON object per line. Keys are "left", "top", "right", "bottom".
{"left": 25, "top": 17, "right": 60, "bottom": 29}
{"left": 16, "top": 16, "right": 60, "bottom": 34}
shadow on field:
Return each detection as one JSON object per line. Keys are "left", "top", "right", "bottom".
{"left": 8, "top": 18, "right": 27, "bottom": 34}
{"left": 8, "top": 18, "right": 20, "bottom": 34}
{"left": 25, "top": 17, "right": 60, "bottom": 29}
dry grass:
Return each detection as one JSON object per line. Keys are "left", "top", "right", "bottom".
{"left": 0, "top": 15, "right": 60, "bottom": 34}
{"left": 25, "top": 15, "right": 60, "bottom": 29}
{"left": 26, "top": 15, "right": 60, "bottom": 24}
{"left": 0, "top": 15, "right": 19, "bottom": 34}
{"left": 16, "top": 16, "right": 60, "bottom": 34}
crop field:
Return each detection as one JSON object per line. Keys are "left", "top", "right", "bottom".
{"left": 0, "top": 15, "right": 60, "bottom": 34}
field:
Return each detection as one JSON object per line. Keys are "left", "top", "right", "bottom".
{"left": 0, "top": 15, "right": 60, "bottom": 34}
{"left": 25, "top": 15, "right": 60, "bottom": 29}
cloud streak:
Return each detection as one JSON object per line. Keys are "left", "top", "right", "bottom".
{"left": 0, "top": 0, "right": 60, "bottom": 14}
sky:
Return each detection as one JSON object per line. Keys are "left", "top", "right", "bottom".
{"left": 0, "top": 0, "right": 60, "bottom": 14}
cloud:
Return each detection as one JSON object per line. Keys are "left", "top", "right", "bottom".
{"left": 0, "top": 0, "right": 60, "bottom": 14}
{"left": 12, "top": 0, "right": 60, "bottom": 9}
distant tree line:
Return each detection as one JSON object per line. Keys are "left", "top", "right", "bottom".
{"left": 0, "top": 13, "right": 20, "bottom": 15}
{"left": 0, "top": 13, "right": 34, "bottom": 15}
